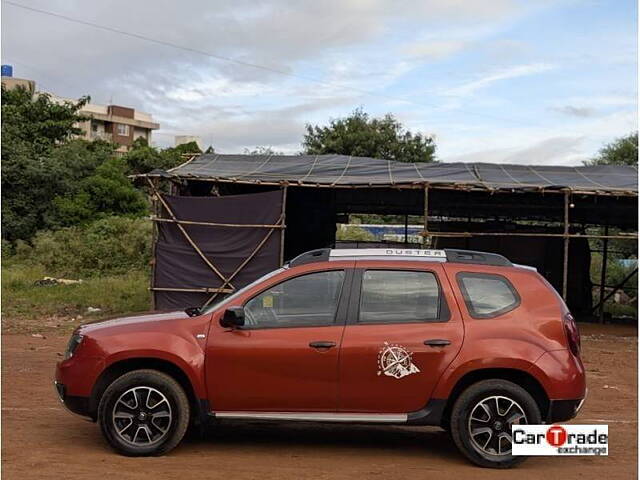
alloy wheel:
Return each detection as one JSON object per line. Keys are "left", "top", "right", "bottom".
{"left": 112, "top": 386, "right": 172, "bottom": 446}
{"left": 467, "top": 395, "right": 527, "bottom": 456}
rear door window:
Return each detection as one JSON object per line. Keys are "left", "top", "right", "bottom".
{"left": 358, "top": 270, "right": 448, "bottom": 323}
{"left": 457, "top": 272, "right": 520, "bottom": 318}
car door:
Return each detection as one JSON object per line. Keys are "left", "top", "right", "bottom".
{"left": 206, "top": 263, "right": 354, "bottom": 412}
{"left": 338, "top": 261, "right": 464, "bottom": 413}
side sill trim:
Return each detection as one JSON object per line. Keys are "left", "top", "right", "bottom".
{"left": 212, "top": 412, "right": 408, "bottom": 423}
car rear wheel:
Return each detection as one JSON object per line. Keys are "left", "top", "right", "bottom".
{"left": 449, "top": 379, "right": 541, "bottom": 468}
{"left": 98, "top": 369, "right": 190, "bottom": 456}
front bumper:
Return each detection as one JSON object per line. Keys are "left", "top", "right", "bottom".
{"left": 54, "top": 381, "right": 92, "bottom": 420}
{"left": 546, "top": 389, "right": 587, "bottom": 423}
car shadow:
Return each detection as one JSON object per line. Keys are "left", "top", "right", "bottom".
{"left": 185, "top": 420, "right": 465, "bottom": 462}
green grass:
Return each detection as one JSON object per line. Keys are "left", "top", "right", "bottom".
{"left": 2, "top": 263, "right": 151, "bottom": 334}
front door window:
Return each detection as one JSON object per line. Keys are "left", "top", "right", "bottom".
{"left": 244, "top": 270, "right": 345, "bottom": 328}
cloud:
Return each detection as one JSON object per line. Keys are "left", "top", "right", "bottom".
{"left": 1, "top": 0, "right": 635, "bottom": 161}
{"left": 444, "top": 63, "right": 556, "bottom": 97}
{"left": 551, "top": 105, "right": 596, "bottom": 118}
{"left": 404, "top": 40, "right": 468, "bottom": 59}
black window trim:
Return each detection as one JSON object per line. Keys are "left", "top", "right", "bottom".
{"left": 239, "top": 268, "right": 353, "bottom": 330}
{"left": 456, "top": 271, "right": 521, "bottom": 319}
{"left": 348, "top": 267, "right": 451, "bottom": 325}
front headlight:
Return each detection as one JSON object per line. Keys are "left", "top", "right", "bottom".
{"left": 64, "top": 334, "right": 84, "bottom": 360}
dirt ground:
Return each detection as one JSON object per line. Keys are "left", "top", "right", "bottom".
{"left": 2, "top": 323, "right": 637, "bottom": 480}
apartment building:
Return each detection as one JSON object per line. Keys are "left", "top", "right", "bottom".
{"left": 76, "top": 103, "right": 160, "bottom": 154}
{"left": 2, "top": 66, "right": 160, "bottom": 153}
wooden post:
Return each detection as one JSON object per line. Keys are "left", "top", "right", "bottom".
{"left": 404, "top": 214, "right": 409, "bottom": 245}
{"left": 150, "top": 179, "right": 159, "bottom": 310}
{"left": 599, "top": 223, "right": 609, "bottom": 323}
{"left": 423, "top": 185, "right": 429, "bottom": 248}
{"left": 562, "top": 191, "right": 570, "bottom": 301}
{"left": 280, "top": 186, "right": 288, "bottom": 266}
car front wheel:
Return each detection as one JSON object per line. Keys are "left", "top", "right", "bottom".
{"left": 449, "top": 379, "right": 541, "bottom": 468}
{"left": 97, "top": 369, "right": 190, "bottom": 456}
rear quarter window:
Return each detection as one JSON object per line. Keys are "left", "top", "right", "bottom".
{"left": 457, "top": 272, "right": 520, "bottom": 319}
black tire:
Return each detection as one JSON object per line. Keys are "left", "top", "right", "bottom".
{"left": 449, "top": 379, "right": 541, "bottom": 468}
{"left": 98, "top": 369, "right": 190, "bottom": 456}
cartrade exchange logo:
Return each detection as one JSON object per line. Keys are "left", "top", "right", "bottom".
{"left": 512, "top": 425, "right": 608, "bottom": 456}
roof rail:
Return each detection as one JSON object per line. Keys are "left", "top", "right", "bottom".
{"left": 443, "top": 249, "right": 512, "bottom": 267}
{"left": 288, "top": 248, "right": 512, "bottom": 267}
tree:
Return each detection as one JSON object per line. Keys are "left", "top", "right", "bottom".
{"left": 1, "top": 86, "right": 97, "bottom": 241}
{"left": 1, "top": 86, "right": 89, "bottom": 155}
{"left": 50, "top": 156, "right": 148, "bottom": 228}
{"left": 303, "top": 108, "right": 436, "bottom": 162}
{"left": 122, "top": 139, "right": 202, "bottom": 175}
{"left": 243, "top": 146, "right": 282, "bottom": 155}
{"left": 585, "top": 132, "right": 638, "bottom": 166}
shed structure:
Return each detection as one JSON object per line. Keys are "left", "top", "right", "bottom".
{"left": 139, "top": 154, "right": 638, "bottom": 319}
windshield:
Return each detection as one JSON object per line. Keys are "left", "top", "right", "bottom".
{"left": 199, "top": 267, "right": 288, "bottom": 315}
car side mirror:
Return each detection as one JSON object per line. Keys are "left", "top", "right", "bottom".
{"left": 220, "top": 306, "right": 245, "bottom": 329}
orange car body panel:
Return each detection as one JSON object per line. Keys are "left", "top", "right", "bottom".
{"left": 56, "top": 256, "right": 585, "bottom": 419}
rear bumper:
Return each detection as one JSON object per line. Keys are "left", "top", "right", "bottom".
{"left": 54, "top": 381, "right": 92, "bottom": 420}
{"left": 546, "top": 389, "right": 587, "bottom": 423}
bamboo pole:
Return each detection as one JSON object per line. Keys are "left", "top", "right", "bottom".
{"left": 423, "top": 186, "right": 429, "bottom": 248}
{"left": 417, "top": 231, "right": 637, "bottom": 240}
{"left": 591, "top": 268, "right": 638, "bottom": 314}
{"left": 202, "top": 214, "right": 284, "bottom": 307}
{"left": 562, "top": 191, "right": 570, "bottom": 300}
{"left": 150, "top": 286, "right": 234, "bottom": 294}
{"left": 150, "top": 178, "right": 159, "bottom": 310}
{"left": 151, "top": 217, "right": 284, "bottom": 229}
{"left": 130, "top": 174, "right": 639, "bottom": 197}
{"left": 145, "top": 177, "right": 233, "bottom": 289}
{"left": 280, "top": 186, "right": 288, "bottom": 266}
{"left": 599, "top": 223, "right": 609, "bottom": 323}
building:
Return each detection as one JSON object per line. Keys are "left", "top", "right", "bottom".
{"left": 75, "top": 103, "right": 160, "bottom": 154}
{"left": 175, "top": 135, "right": 203, "bottom": 151}
{"left": 1, "top": 65, "right": 159, "bottom": 154}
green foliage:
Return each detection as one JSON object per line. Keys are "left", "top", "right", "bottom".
{"left": 585, "top": 132, "right": 638, "bottom": 166}
{"left": 243, "top": 146, "right": 283, "bottom": 155}
{"left": 336, "top": 225, "right": 377, "bottom": 242}
{"left": 1, "top": 85, "right": 130, "bottom": 241}
{"left": 303, "top": 108, "right": 436, "bottom": 162}
{"left": 1, "top": 86, "right": 89, "bottom": 155}
{"left": 50, "top": 156, "right": 148, "bottom": 227}
{"left": 11, "top": 216, "right": 152, "bottom": 278}
{"left": 2, "top": 264, "right": 150, "bottom": 333}
{"left": 122, "top": 139, "right": 201, "bottom": 175}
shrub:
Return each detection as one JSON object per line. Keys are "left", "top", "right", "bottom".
{"left": 12, "top": 216, "right": 152, "bottom": 278}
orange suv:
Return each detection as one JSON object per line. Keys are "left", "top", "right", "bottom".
{"left": 55, "top": 248, "right": 586, "bottom": 468}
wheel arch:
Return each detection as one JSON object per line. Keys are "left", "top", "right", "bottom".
{"left": 441, "top": 368, "right": 550, "bottom": 427}
{"left": 89, "top": 357, "right": 206, "bottom": 424}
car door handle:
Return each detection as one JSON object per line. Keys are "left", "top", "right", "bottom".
{"left": 309, "top": 341, "right": 336, "bottom": 349}
{"left": 424, "top": 339, "right": 451, "bottom": 347}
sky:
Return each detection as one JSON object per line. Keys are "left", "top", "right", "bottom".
{"left": 1, "top": 0, "right": 637, "bottom": 164}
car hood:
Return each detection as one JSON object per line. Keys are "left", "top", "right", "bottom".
{"left": 78, "top": 310, "right": 190, "bottom": 335}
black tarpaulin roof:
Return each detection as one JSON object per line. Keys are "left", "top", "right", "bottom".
{"left": 150, "top": 154, "right": 638, "bottom": 194}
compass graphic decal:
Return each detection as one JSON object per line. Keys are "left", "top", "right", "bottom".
{"left": 377, "top": 342, "right": 420, "bottom": 379}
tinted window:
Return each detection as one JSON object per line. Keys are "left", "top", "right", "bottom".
{"left": 457, "top": 273, "right": 520, "bottom": 318}
{"left": 359, "top": 270, "right": 442, "bottom": 323}
{"left": 244, "top": 270, "right": 344, "bottom": 328}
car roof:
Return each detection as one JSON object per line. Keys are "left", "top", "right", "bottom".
{"left": 288, "top": 248, "right": 513, "bottom": 268}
